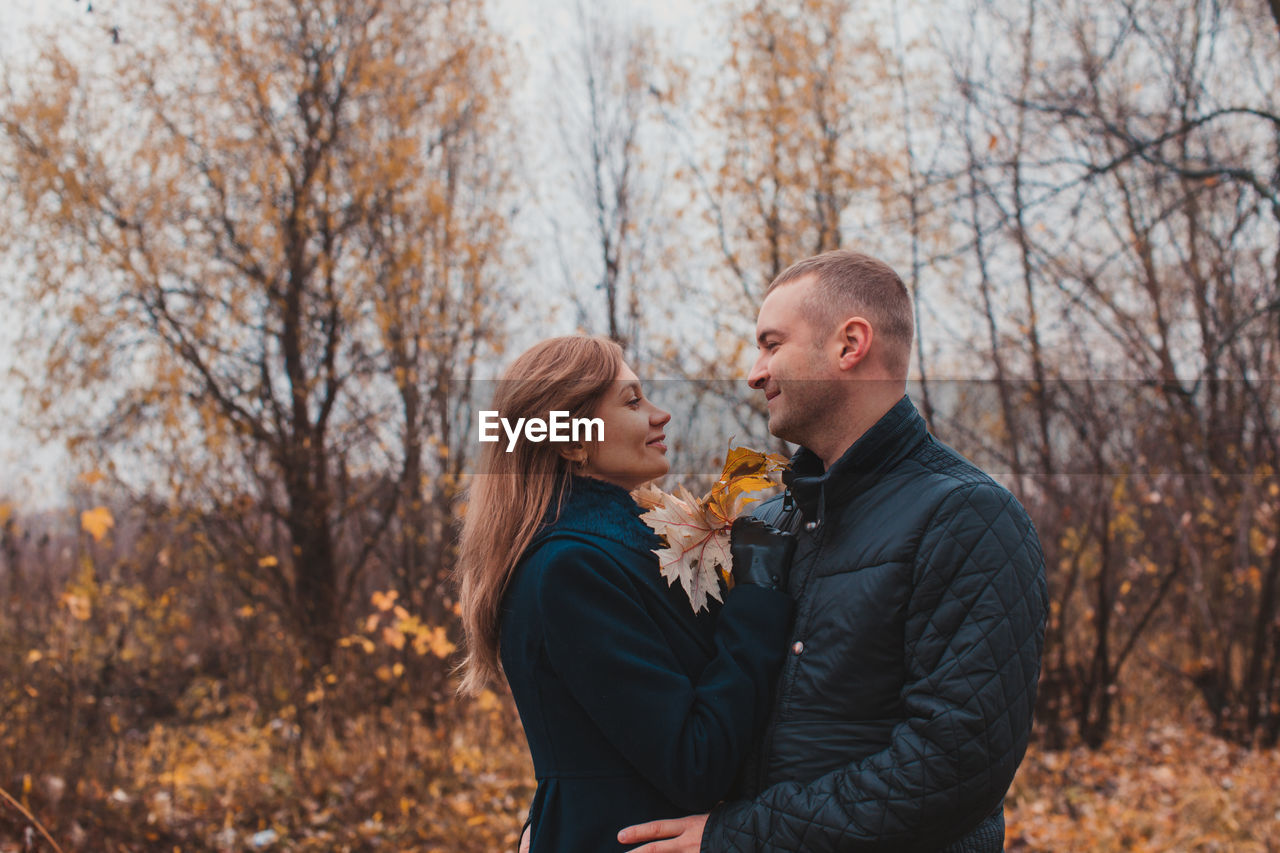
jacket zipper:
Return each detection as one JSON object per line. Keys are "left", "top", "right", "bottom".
{"left": 754, "top": 487, "right": 823, "bottom": 793}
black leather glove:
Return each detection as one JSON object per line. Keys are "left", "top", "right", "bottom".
{"left": 730, "top": 516, "right": 796, "bottom": 591}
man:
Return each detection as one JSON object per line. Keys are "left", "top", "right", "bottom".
{"left": 618, "top": 250, "right": 1048, "bottom": 852}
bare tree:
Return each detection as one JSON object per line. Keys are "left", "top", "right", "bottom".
{"left": 546, "top": 1, "right": 671, "bottom": 360}
{"left": 0, "top": 0, "right": 514, "bottom": 670}
{"left": 942, "top": 0, "right": 1280, "bottom": 745}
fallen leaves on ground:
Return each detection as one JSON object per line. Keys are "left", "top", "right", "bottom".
{"left": 1007, "top": 722, "right": 1280, "bottom": 852}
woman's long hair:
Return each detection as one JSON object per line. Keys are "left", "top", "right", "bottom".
{"left": 455, "top": 335, "right": 625, "bottom": 695}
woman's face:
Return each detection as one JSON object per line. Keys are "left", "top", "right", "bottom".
{"left": 581, "top": 364, "right": 671, "bottom": 491}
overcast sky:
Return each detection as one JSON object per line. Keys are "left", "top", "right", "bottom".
{"left": 0, "top": 1, "right": 63, "bottom": 504}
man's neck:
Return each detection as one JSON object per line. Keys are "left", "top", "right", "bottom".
{"left": 814, "top": 383, "right": 905, "bottom": 470}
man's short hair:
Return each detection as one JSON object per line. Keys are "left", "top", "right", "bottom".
{"left": 767, "top": 250, "right": 914, "bottom": 377}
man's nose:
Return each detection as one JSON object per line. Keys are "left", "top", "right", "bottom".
{"left": 748, "top": 357, "right": 768, "bottom": 390}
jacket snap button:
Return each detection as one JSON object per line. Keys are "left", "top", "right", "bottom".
{"left": 792, "top": 641, "right": 804, "bottom": 655}
{"left": 804, "top": 521, "right": 818, "bottom": 531}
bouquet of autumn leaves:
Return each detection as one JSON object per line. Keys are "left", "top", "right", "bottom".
{"left": 634, "top": 446, "right": 789, "bottom": 613}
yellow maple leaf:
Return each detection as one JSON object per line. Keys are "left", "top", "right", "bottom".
{"left": 80, "top": 506, "right": 114, "bottom": 543}
{"left": 704, "top": 445, "right": 788, "bottom": 525}
{"left": 638, "top": 445, "right": 787, "bottom": 613}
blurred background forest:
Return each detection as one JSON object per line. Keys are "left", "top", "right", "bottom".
{"left": 1, "top": 0, "right": 1278, "bottom": 849}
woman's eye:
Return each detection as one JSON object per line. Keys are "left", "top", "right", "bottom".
{"left": 627, "top": 397, "right": 642, "bottom": 408}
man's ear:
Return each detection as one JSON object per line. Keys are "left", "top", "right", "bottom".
{"left": 836, "top": 316, "right": 873, "bottom": 371}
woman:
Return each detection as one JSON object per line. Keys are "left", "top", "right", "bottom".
{"left": 456, "top": 336, "right": 794, "bottom": 852}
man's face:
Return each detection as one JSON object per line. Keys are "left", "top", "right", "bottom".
{"left": 747, "top": 276, "right": 839, "bottom": 445}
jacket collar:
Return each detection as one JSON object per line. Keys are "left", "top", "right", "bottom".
{"left": 532, "top": 474, "right": 663, "bottom": 554}
{"left": 783, "top": 395, "right": 927, "bottom": 525}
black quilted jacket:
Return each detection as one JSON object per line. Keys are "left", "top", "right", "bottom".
{"left": 702, "top": 396, "right": 1047, "bottom": 852}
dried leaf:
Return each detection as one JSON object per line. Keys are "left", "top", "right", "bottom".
{"left": 638, "top": 445, "right": 787, "bottom": 613}
{"left": 80, "top": 506, "right": 114, "bottom": 543}
{"left": 704, "top": 445, "right": 788, "bottom": 525}
{"left": 642, "top": 485, "right": 729, "bottom": 613}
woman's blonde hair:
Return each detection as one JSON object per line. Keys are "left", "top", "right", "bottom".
{"left": 455, "top": 335, "right": 625, "bottom": 695}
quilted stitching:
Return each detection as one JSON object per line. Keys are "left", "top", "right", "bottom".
{"left": 704, "top": 409, "right": 1047, "bottom": 853}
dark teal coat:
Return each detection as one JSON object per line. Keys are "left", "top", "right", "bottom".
{"left": 500, "top": 476, "right": 792, "bottom": 853}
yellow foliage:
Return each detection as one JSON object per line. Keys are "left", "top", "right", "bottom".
{"left": 338, "top": 635, "right": 376, "bottom": 655}
{"left": 422, "top": 627, "right": 456, "bottom": 659}
{"left": 476, "top": 689, "right": 502, "bottom": 714}
{"left": 80, "top": 505, "right": 114, "bottom": 542}
{"left": 382, "top": 626, "right": 406, "bottom": 651}
{"left": 63, "top": 592, "right": 92, "bottom": 621}
{"left": 1249, "top": 526, "right": 1273, "bottom": 557}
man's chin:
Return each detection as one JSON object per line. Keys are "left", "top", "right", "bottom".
{"left": 766, "top": 415, "right": 798, "bottom": 444}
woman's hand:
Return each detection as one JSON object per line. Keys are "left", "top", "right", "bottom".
{"left": 729, "top": 516, "right": 796, "bottom": 591}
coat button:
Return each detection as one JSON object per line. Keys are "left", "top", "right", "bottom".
{"left": 792, "top": 641, "right": 804, "bottom": 655}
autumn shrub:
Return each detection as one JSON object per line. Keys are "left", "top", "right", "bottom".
{"left": 3, "top": 491, "right": 1278, "bottom": 851}
{"left": 1, "top": 501, "right": 532, "bottom": 851}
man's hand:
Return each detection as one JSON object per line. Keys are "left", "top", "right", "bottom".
{"left": 519, "top": 824, "right": 531, "bottom": 853}
{"left": 617, "top": 814, "right": 708, "bottom": 852}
